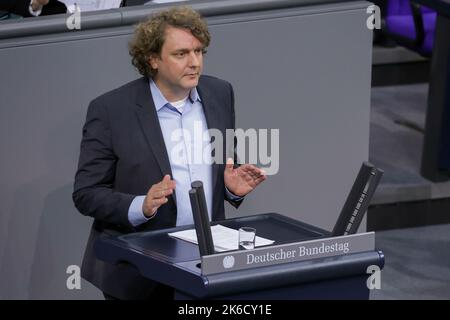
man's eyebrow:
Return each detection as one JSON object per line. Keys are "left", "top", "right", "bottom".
{"left": 172, "top": 46, "right": 204, "bottom": 53}
{"left": 170, "top": 49, "right": 189, "bottom": 55}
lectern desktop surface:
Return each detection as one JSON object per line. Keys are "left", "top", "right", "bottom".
{"left": 117, "top": 213, "right": 329, "bottom": 263}
{"left": 115, "top": 213, "right": 327, "bottom": 263}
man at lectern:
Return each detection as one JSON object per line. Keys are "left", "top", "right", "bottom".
{"left": 73, "top": 6, "right": 266, "bottom": 300}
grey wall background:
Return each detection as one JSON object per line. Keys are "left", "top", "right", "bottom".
{"left": 0, "top": 1, "right": 372, "bottom": 299}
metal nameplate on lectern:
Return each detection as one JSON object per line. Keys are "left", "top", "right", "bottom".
{"left": 201, "top": 232, "right": 375, "bottom": 275}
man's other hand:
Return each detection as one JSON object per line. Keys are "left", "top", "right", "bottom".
{"left": 143, "top": 175, "right": 176, "bottom": 218}
{"left": 224, "top": 158, "right": 266, "bottom": 197}
{"left": 31, "top": 0, "right": 50, "bottom": 11}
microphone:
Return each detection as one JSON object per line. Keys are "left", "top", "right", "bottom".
{"left": 189, "top": 181, "right": 215, "bottom": 256}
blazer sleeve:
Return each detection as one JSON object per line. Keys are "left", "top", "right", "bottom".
{"left": 224, "top": 82, "right": 244, "bottom": 209}
{"left": 72, "top": 98, "right": 135, "bottom": 230}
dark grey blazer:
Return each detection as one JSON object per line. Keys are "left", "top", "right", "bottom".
{"left": 73, "top": 76, "right": 242, "bottom": 299}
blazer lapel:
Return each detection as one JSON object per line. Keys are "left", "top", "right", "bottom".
{"left": 197, "top": 82, "right": 224, "bottom": 202}
{"left": 133, "top": 78, "right": 174, "bottom": 180}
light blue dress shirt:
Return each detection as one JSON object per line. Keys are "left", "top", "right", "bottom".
{"left": 128, "top": 80, "right": 215, "bottom": 227}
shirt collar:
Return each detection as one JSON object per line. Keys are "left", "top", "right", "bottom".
{"left": 149, "top": 78, "right": 201, "bottom": 112}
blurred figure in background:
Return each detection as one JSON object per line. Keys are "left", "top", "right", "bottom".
{"left": 0, "top": 0, "right": 66, "bottom": 18}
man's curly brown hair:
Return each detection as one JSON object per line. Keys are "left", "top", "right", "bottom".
{"left": 129, "top": 6, "right": 211, "bottom": 77}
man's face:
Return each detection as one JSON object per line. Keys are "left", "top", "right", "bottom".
{"left": 149, "top": 26, "right": 204, "bottom": 100}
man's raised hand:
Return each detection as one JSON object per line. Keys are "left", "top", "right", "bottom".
{"left": 31, "top": 0, "right": 50, "bottom": 11}
{"left": 224, "top": 158, "right": 266, "bottom": 197}
{"left": 142, "top": 175, "right": 176, "bottom": 218}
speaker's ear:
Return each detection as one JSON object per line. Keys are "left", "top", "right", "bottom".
{"left": 148, "top": 54, "right": 159, "bottom": 71}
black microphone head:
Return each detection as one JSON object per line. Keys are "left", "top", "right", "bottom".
{"left": 191, "top": 181, "right": 203, "bottom": 189}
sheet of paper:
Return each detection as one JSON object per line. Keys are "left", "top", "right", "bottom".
{"left": 61, "top": 0, "right": 122, "bottom": 13}
{"left": 168, "top": 224, "right": 275, "bottom": 252}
